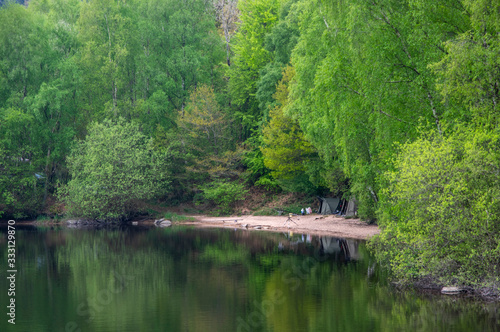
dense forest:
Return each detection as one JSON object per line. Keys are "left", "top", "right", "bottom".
{"left": 0, "top": 0, "right": 499, "bottom": 291}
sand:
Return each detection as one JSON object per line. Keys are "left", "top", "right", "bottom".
{"left": 183, "top": 214, "right": 380, "bottom": 240}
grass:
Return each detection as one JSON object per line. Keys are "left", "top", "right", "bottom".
{"left": 253, "top": 207, "right": 279, "bottom": 216}
{"left": 183, "top": 207, "right": 203, "bottom": 214}
{"left": 163, "top": 212, "right": 195, "bottom": 222}
{"left": 35, "top": 215, "right": 63, "bottom": 223}
{"left": 35, "top": 215, "right": 51, "bottom": 223}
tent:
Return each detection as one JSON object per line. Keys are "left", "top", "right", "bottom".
{"left": 338, "top": 197, "right": 358, "bottom": 216}
{"left": 317, "top": 197, "right": 341, "bottom": 215}
{"left": 344, "top": 198, "right": 357, "bottom": 217}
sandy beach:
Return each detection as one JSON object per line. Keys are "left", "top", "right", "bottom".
{"left": 184, "top": 214, "right": 380, "bottom": 240}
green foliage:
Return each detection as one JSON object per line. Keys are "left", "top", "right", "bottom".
{"left": 256, "top": 0, "right": 300, "bottom": 117}
{"left": 229, "top": 0, "right": 280, "bottom": 135}
{"left": 261, "top": 66, "right": 320, "bottom": 193}
{"left": 153, "top": 126, "right": 196, "bottom": 202}
{"left": 134, "top": 0, "right": 225, "bottom": 135}
{"left": 76, "top": 0, "right": 139, "bottom": 119}
{"left": 59, "top": 118, "right": 169, "bottom": 220}
{"left": 200, "top": 243, "right": 250, "bottom": 265}
{"left": 254, "top": 175, "right": 281, "bottom": 192}
{"left": 163, "top": 212, "right": 195, "bottom": 222}
{"left": 0, "top": 108, "right": 42, "bottom": 219}
{"left": 0, "top": 3, "right": 52, "bottom": 109}
{"left": 1, "top": 0, "right": 500, "bottom": 294}
{"left": 200, "top": 180, "right": 248, "bottom": 214}
{"left": 0, "top": 0, "right": 226, "bottom": 217}
{"left": 283, "top": 0, "right": 472, "bottom": 219}
{"left": 252, "top": 206, "right": 277, "bottom": 216}
{"left": 367, "top": 0, "right": 500, "bottom": 291}
{"left": 275, "top": 202, "right": 308, "bottom": 215}
{"left": 239, "top": 134, "right": 270, "bottom": 183}
{"left": 178, "top": 84, "right": 231, "bottom": 156}
{"left": 431, "top": 0, "right": 500, "bottom": 127}
{"left": 261, "top": 105, "right": 316, "bottom": 193}
{"left": 256, "top": 62, "right": 283, "bottom": 114}
{"left": 0, "top": 2, "right": 79, "bottom": 217}
{"left": 35, "top": 215, "right": 53, "bottom": 223}
{"left": 372, "top": 127, "right": 500, "bottom": 289}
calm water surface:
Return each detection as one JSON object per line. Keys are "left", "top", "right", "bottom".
{"left": 0, "top": 225, "right": 498, "bottom": 332}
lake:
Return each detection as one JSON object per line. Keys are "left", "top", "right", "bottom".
{"left": 0, "top": 225, "right": 498, "bottom": 331}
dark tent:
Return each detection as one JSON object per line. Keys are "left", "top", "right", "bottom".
{"left": 344, "top": 198, "right": 357, "bottom": 217}
{"left": 338, "top": 197, "right": 358, "bottom": 217}
{"left": 317, "top": 197, "right": 341, "bottom": 215}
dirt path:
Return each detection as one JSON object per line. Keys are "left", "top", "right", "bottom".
{"left": 183, "top": 214, "right": 379, "bottom": 240}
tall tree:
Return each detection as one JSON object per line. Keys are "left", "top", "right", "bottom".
{"left": 178, "top": 84, "right": 230, "bottom": 157}
{"left": 77, "top": 0, "right": 139, "bottom": 119}
{"left": 135, "top": 0, "right": 225, "bottom": 135}
{"left": 213, "top": 0, "right": 240, "bottom": 66}
{"left": 27, "top": 0, "right": 83, "bottom": 203}
{"left": 256, "top": 0, "right": 300, "bottom": 119}
{"left": 0, "top": 4, "right": 51, "bottom": 109}
{"left": 0, "top": 2, "right": 80, "bottom": 215}
{"left": 261, "top": 66, "right": 320, "bottom": 193}
{"left": 229, "top": 0, "right": 280, "bottom": 136}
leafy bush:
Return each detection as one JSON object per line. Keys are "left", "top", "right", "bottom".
{"left": 254, "top": 175, "right": 281, "bottom": 192}
{"left": 59, "top": 118, "right": 169, "bottom": 221}
{"left": 35, "top": 215, "right": 51, "bottom": 223}
{"left": 371, "top": 127, "right": 500, "bottom": 291}
{"left": 200, "top": 180, "right": 248, "bottom": 214}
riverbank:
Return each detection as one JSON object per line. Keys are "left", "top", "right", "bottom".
{"left": 7, "top": 213, "right": 379, "bottom": 240}
{"left": 182, "top": 214, "right": 379, "bottom": 240}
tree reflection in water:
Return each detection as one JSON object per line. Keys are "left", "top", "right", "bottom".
{"left": 0, "top": 225, "right": 497, "bottom": 332}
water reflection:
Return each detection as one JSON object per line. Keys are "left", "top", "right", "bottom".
{"left": 0, "top": 225, "right": 497, "bottom": 332}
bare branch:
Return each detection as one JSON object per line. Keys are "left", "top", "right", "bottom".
{"left": 427, "top": 91, "right": 442, "bottom": 135}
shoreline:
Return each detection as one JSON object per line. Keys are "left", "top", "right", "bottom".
{"left": 183, "top": 214, "right": 379, "bottom": 240}
{"left": 4, "top": 213, "right": 379, "bottom": 240}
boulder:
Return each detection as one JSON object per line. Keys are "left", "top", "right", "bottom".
{"left": 441, "top": 287, "right": 464, "bottom": 295}
{"left": 155, "top": 219, "right": 172, "bottom": 227}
